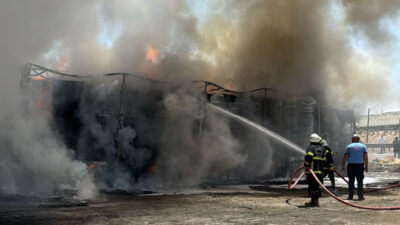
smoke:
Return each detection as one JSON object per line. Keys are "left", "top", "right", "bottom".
{"left": 1, "top": 0, "right": 400, "bottom": 195}
{"left": 0, "top": 107, "right": 96, "bottom": 198}
{"left": 196, "top": 0, "right": 399, "bottom": 109}
{"left": 2, "top": 0, "right": 397, "bottom": 108}
{"left": 157, "top": 87, "right": 245, "bottom": 186}
{"left": 342, "top": 0, "right": 400, "bottom": 43}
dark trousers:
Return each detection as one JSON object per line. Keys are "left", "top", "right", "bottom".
{"left": 307, "top": 174, "right": 323, "bottom": 202}
{"left": 347, "top": 163, "right": 364, "bottom": 199}
{"left": 323, "top": 170, "right": 335, "bottom": 183}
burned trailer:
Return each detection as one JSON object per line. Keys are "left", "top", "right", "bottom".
{"left": 20, "top": 64, "right": 164, "bottom": 187}
{"left": 199, "top": 83, "right": 355, "bottom": 178}
{"left": 20, "top": 63, "right": 355, "bottom": 186}
{"left": 196, "top": 82, "right": 304, "bottom": 179}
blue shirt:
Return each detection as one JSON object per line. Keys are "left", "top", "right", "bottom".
{"left": 345, "top": 143, "right": 368, "bottom": 164}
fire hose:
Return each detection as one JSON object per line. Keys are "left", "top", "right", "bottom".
{"left": 288, "top": 166, "right": 400, "bottom": 210}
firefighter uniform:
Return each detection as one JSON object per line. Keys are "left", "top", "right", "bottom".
{"left": 322, "top": 144, "right": 335, "bottom": 189}
{"left": 304, "top": 142, "right": 330, "bottom": 206}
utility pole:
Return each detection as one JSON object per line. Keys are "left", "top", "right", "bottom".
{"left": 398, "top": 118, "right": 400, "bottom": 138}
{"left": 366, "top": 108, "right": 370, "bottom": 144}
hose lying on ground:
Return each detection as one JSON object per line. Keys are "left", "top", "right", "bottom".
{"left": 288, "top": 166, "right": 400, "bottom": 210}
{"left": 330, "top": 169, "right": 397, "bottom": 193}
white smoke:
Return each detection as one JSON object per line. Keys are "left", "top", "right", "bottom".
{"left": 0, "top": 108, "right": 96, "bottom": 198}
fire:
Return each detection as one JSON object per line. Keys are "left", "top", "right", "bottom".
{"left": 31, "top": 75, "right": 46, "bottom": 81}
{"left": 58, "top": 55, "right": 68, "bottom": 72}
{"left": 140, "top": 45, "right": 160, "bottom": 76}
{"left": 88, "top": 164, "right": 96, "bottom": 170}
{"left": 146, "top": 45, "right": 159, "bottom": 63}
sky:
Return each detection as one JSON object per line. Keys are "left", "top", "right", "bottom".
{"left": 345, "top": 10, "right": 400, "bottom": 114}
{"left": 342, "top": 7, "right": 400, "bottom": 114}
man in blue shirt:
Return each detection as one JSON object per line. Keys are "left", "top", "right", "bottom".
{"left": 341, "top": 134, "right": 368, "bottom": 201}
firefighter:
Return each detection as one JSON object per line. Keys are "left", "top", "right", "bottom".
{"left": 304, "top": 133, "right": 328, "bottom": 207}
{"left": 321, "top": 139, "right": 335, "bottom": 190}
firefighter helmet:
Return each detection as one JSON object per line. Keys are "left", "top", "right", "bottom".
{"left": 309, "top": 133, "right": 322, "bottom": 143}
{"left": 321, "top": 139, "right": 328, "bottom": 147}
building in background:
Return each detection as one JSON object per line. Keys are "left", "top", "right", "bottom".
{"left": 20, "top": 63, "right": 355, "bottom": 184}
{"left": 357, "top": 111, "right": 400, "bottom": 150}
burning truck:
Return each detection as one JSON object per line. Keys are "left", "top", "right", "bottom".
{"left": 18, "top": 63, "right": 356, "bottom": 190}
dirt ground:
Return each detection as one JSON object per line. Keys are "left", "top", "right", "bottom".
{"left": 2, "top": 184, "right": 400, "bottom": 225}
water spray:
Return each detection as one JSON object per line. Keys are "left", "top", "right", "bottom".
{"left": 207, "top": 103, "right": 306, "bottom": 154}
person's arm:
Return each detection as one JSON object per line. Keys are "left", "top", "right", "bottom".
{"left": 341, "top": 153, "right": 349, "bottom": 171}
{"left": 363, "top": 152, "right": 368, "bottom": 173}
{"left": 326, "top": 150, "right": 334, "bottom": 171}
{"left": 304, "top": 152, "right": 313, "bottom": 168}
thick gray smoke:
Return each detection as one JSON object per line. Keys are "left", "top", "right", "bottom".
{"left": 197, "top": 0, "right": 399, "bottom": 109}
{"left": 2, "top": 0, "right": 397, "bottom": 110}
{"left": 157, "top": 86, "right": 245, "bottom": 186}
{"left": 1, "top": 0, "right": 400, "bottom": 195}
{"left": 342, "top": 0, "right": 400, "bottom": 43}
{"left": 0, "top": 101, "right": 96, "bottom": 198}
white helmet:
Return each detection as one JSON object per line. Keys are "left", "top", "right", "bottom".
{"left": 321, "top": 139, "right": 328, "bottom": 147}
{"left": 309, "top": 133, "right": 322, "bottom": 143}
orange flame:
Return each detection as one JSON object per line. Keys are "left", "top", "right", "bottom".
{"left": 146, "top": 45, "right": 159, "bottom": 63}
{"left": 88, "top": 164, "right": 96, "bottom": 170}
{"left": 31, "top": 76, "right": 46, "bottom": 81}
{"left": 58, "top": 55, "right": 68, "bottom": 72}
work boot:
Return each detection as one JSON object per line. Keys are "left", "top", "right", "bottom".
{"left": 304, "top": 201, "right": 318, "bottom": 207}
{"left": 346, "top": 196, "right": 353, "bottom": 200}
{"left": 331, "top": 181, "right": 335, "bottom": 190}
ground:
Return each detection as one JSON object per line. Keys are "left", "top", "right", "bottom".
{"left": 1, "top": 152, "right": 399, "bottom": 225}
{"left": 2, "top": 183, "right": 400, "bottom": 225}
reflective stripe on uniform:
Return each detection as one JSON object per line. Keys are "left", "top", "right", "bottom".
{"left": 305, "top": 170, "right": 323, "bottom": 174}
{"left": 312, "top": 156, "right": 326, "bottom": 161}
{"left": 307, "top": 152, "right": 314, "bottom": 156}
{"left": 323, "top": 164, "right": 334, "bottom": 169}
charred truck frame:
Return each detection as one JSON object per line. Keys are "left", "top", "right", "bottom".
{"left": 20, "top": 63, "right": 355, "bottom": 186}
